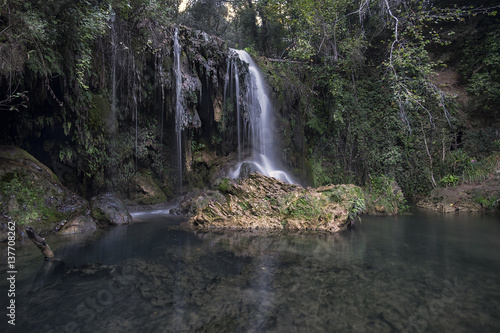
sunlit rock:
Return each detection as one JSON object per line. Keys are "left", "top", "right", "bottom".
{"left": 178, "top": 173, "right": 365, "bottom": 232}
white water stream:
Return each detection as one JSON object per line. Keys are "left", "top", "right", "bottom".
{"left": 230, "top": 50, "right": 294, "bottom": 183}
{"left": 174, "top": 28, "right": 184, "bottom": 192}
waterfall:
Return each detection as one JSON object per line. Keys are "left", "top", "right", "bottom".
{"left": 110, "top": 13, "right": 118, "bottom": 134}
{"left": 174, "top": 28, "right": 184, "bottom": 192}
{"left": 230, "top": 50, "right": 294, "bottom": 183}
{"left": 224, "top": 56, "right": 242, "bottom": 161}
{"left": 134, "top": 96, "right": 138, "bottom": 171}
{"left": 234, "top": 60, "right": 241, "bottom": 161}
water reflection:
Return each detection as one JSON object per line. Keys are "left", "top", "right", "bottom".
{"left": 1, "top": 210, "right": 499, "bottom": 332}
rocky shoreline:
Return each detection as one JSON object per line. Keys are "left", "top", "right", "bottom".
{"left": 1, "top": 145, "right": 498, "bottom": 244}
{"left": 416, "top": 170, "right": 500, "bottom": 214}
{"left": 0, "top": 146, "right": 132, "bottom": 242}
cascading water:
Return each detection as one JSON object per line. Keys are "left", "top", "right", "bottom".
{"left": 174, "top": 28, "right": 184, "bottom": 192}
{"left": 234, "top": 62, "right": 241, "bottom": 161}
{"left": 110, "top": 13, "right": 118, "bottom": 134}
{"left": 230, "top": 50, "right": 294, "bottom": 183}
{"left": 224, "top": 56, "right": 242, "bottom": 161}
{"left": 134, "top": 96, "right": 138, "bottom": 171}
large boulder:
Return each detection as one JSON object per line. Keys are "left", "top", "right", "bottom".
{"left": 0, "top": 146, "right": 89, "bottom": 237}
{"left": 91, "top": 193, "right": 132, "bottom": 226}
{"left": 178, "top": 173, "right": 365, "bottom": 232}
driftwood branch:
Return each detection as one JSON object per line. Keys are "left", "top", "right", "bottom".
{"left": 25, "top": 226, "right": 55, "bottom": 261}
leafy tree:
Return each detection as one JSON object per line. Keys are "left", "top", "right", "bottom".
{"left": 178, "top": 0, "right": 230, "bottom": 36}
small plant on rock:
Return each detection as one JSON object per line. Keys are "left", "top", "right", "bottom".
{"left": 440, "top": 174, "right": 460, "bottom": 187}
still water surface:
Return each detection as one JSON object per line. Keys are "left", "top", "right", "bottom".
{"left": 1, "top": 208, "right": 499, "bottom": 332}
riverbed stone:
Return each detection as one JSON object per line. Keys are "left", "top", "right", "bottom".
{"left": 91, "top": 193, "right": 132, "bottom": 225}
{"left": 178, "top": 173, "right": 365, "bottom": 232}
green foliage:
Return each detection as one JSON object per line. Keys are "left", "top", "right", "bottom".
{"left": 473, "top": 193, "right": 500, "bottom": 211}
{"left": 365, "top": 175, "right": 408, "bottom": 215}
{"left": 460, "top": 25, "right": 500, "bottom": 113}
{"left": 319, "top": 185, "right": 365, "bottom": 220}
{"left": 281, "top": 193, "right": 322, "bottom": 220}
{"left": 440, "top": 174, "right": 460, "bottom": 187}
{"left": 440, "top": 151, "right": 500, "bottom": 186}
{"left": 216, "top": 177, "right": 231, "bottom": 193}
{"left": 461, "top": 153, "right": 500, "bottom": 185}
{"left": 1, "top": 0, "right": 498, "bottom": 204}
{"left": 191, "top": 140, "right": 206, "bottom": 153}
{"left": 276, "top": 191, "right": 335, "bottom": 224}
{"left": 288, "top": 38, "right": 315, "bottom": 61}
{"left": 178, "top": 0, "right": 228, "bottom": 36}
{"left": 382, "top": 5, "right": 458, "bottom": 133}
{"left": 348, "top": 196, "right": 366, "bottom": 221}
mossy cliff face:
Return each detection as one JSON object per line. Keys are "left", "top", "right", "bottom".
{"left": 0, "top": 17, "right": 246, "bottom": 199}
{"left": 176, "top": 173, "right": 365, "bottom": 232}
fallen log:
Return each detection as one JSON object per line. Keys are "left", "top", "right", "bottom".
{"left": 25, "top": 226, "right": 55, "bottom": 260}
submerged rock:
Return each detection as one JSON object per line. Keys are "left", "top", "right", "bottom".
{"left": 178, "top": 173, "right": 365, "bottom": 232}
{"left": 91, "top": 193, "right": 132, "bottom": 225}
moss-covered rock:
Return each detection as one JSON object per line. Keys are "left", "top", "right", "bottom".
{"left": 130, "top": 173, "right": 168, "bottom": 205}
{"left": 177, "top": 173, "right": 365, "bottom": 232}
{"left": 0, "top": 146, "right": 89, "bottom": 237}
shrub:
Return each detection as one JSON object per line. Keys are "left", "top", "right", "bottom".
{"left": 364, "top": 175, "right": 408, "bottom": 215}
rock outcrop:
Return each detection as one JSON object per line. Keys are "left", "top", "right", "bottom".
{"left": 0, "top": 146, "right": 90, "bottom": 237}
{"left": 176, "top": 173, "right": 365, "bottom": 232}
{"left": 130, "top": 174, "right": 168, "bottom": 205}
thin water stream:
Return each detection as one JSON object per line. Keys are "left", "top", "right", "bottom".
{"left": 174, "top": 27, "right": 184, "bottom": 193}
{"left": 1, "top": 209, "right": 499, "bottom": 332}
